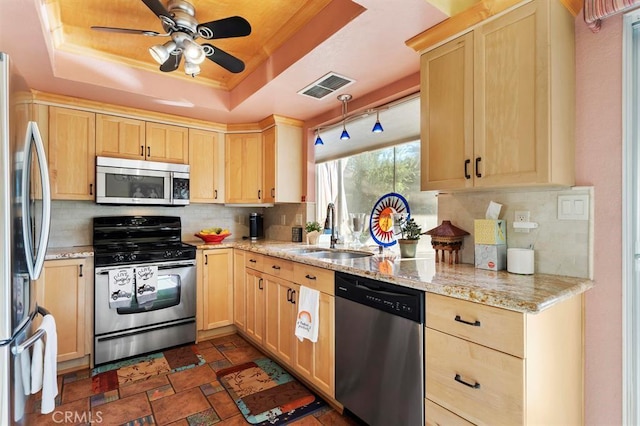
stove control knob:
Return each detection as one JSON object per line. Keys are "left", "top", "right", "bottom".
{"left": 128, "top": 253, "right": 137, "bottom": 261}
{"left": 164, "top": 250, "right": 173, "bottom": 258}
{"left": 175, "top": 250, "right": 183, "bottom": 256}
{"left": 114, "top": 254, "right": 124, "bottom": 262}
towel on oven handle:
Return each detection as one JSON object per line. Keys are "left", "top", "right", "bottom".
{"left": 108, "top": 268, "right": 134, "bottom": 308}
{"left": 135, "top": 265, "right": 158, "bottom": 305}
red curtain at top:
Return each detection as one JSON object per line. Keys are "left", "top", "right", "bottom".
{"left": 584, "top": 0, "right": 640, "bottom": 31}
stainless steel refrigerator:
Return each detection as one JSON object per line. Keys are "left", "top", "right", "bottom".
{"left": 0, "top": 52, "right": 52, "bottom": 424}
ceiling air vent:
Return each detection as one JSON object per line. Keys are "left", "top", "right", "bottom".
{"left": 298, "top": 72, "right": 355, "bottom": 100}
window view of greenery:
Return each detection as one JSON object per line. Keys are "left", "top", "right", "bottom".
{"left": 316, "top": 140, "right": 437, "bottom": 253}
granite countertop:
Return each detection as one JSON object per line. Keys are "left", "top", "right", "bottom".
{"left": 47, "top": 240, "right": 594, "bottom": 314}
{"left": 229, "top": 240, "right": 594, "bottom": 314}
{"left": 45, "top": 246, "right": 94, "bottom": 260}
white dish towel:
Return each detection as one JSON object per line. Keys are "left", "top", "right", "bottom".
{"left": 30, "top": 314, "right": 58, "bottom": 414}
{"left": 135, "top": 265, "right": 158, "bottom": 305}
{"left": 295, "top": 286, "right": 320, "bottom": 343}
{"left": 108, "top": 268, "right": 134, "bottom": 308}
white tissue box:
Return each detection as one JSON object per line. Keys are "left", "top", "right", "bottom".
{"left": 475, "top": 244, "right": 506, "bottom": 271}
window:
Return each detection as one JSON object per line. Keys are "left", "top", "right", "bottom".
{"left": 316, "top": 140, "right": 437, "bottom": 253}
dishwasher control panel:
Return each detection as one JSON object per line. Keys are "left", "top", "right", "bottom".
{"left": 335, "top": 271, "right": 424, "bottom": 323}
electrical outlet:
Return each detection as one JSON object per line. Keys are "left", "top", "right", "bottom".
{"left": 514, "top": 210, "right": 530, "bottom": 223}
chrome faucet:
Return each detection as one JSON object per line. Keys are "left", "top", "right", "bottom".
{"left": 325, "top": 203, "right": 337, "bottom": 248}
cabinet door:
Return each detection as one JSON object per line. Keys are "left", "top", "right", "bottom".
{"left": 225, "top": 133, "right": 263, "bottom": 203}
{"left": 201, "top": 249, "right": 234, "bottom": 330}
{"left": 263, "top": 124, "right": 303, "bottom": 203}
{"left": 233, "top": 250, "right": 246, "bottom": 331}
{"left": 245, "top": 268, "right": 265, "bottom": 344}
{"left": 48, "top": 107, "right": 96, "bottom": 200}
{"left": 265, "top": 276, "right": 297, "bottom": 366}
{"left": 293, "top": 290, "right": 335, "bottom": 397}
{"left": 34, "top": 259, "right": 86, "bottom": 362}
{"left": 95, "top": 114, "right": 146, "bottom": 160}
{"left": 189, "top": 129, "right": 225, "bottom": 203}
{"left": 420, "top": 33, "right": 474, "bottom": 191}
{"left": 474, "top": 1, "right": 545, "bottom": 187}
{"left": 145, "top": 122, "right": 189, "bottom": 164}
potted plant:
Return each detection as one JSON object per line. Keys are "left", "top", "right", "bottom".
{"left": 305, "top": 221, "right": 323, "bottom": 245}
{"left": 398, "top": 216, "right": 422, "bottom": 258}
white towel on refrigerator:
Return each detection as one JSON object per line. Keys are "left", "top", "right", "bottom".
{"left": 108, "top": 268, "right": 134, "bottom": 308}
{"left": 135, "top": 265, "right": 158, "bottom": 305}
{"left": 30, "top": 315, "right": 58, "bottom": 414}
{"left": 295, "top": 286, "right": 320, "bottom": 343}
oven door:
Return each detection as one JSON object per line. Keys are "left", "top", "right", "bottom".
{"left": 96, "top": 165, "right": 172, "bottom": 205}
{"left": 94, "top": 260, "right": 196, "bottom": 336}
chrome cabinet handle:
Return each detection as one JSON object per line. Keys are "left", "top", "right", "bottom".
{"left": 454, "top": 315, "right": 481, "bottom": 327}
{"left": 454, "top": 374, "right": 480, "bottom": 389}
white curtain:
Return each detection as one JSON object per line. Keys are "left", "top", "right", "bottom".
{"left": 316, "top": 161, "right": 350, "bottom": 237}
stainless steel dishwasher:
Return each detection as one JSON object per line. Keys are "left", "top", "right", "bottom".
{"left": 335, "top": 271, "right": 424, "bottom": 426}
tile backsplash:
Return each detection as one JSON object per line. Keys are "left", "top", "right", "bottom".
{"left": 48, "top": 201, "right": 308, "bottom": 247}
{"left": 437, "top": 187, "right": 593, "bottom": 278}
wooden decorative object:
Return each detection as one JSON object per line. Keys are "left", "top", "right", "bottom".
{"left": 425, "top": 220, "right": 469, "bottom": 265}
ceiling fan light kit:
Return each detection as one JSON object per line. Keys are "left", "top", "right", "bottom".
{"left": 91, "top": 0, "right": 251, "bottom": 75}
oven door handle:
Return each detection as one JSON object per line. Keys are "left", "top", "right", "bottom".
{"left": 95, "top": 261, "right": 196, "bottom": 275}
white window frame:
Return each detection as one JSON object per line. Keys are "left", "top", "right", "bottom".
{"left": 622, "top": 9, "right": 640, "bottom": 426}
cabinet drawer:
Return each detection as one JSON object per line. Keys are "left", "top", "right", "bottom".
{"left": 426, "top": 293, "right": 524, "bottom": 357}
{"left": 293, "top": 263, "right": 334, "bottom": 295}
{"left": 245, "top": 253, "right": 264, "bottom": 271}
{"left": 263, "top": 256, "right": 293, "bottom": 281}
{"left": 425, "top": 399, "right": 474, "bottom": 426}
{"left": 426, "top": 328, "right": 523, "bottom": 425}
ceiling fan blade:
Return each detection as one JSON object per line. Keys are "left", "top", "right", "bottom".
{"left": 202, "top": 44, "right": 245, "bottom": 73}
{"left": 160, "top": 52, "right": 182, "bottom": 72}
{"left": 141, "top": 0, "right": 175, "bottom": 23}
{"left": 197, "top": 16, "right": 251, "bottom": 39}
{"left": 91, "top": 26, "right": 161, "bottom": 36}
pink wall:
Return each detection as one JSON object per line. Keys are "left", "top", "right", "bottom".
{"left": 575, "top": 13, "right": 623, "bottom": 425}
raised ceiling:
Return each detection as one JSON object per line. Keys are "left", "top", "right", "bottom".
{"left": 0, "top": 0, "right": 449, "bottom": 125}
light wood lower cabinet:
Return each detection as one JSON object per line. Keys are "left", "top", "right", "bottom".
{"left": 197, "top": 249, "right": 233, "bottom": 331}
{"left": 34, "top": 258, "right": 88, "bottom": 363}
{"left": 425, "top": 292, "right": 584, "bottom": 425}
{"left": 233, "top": 250, "right": 247, "bottom": 331}
{"left": 235, "top": 250, "right": 336, "bottom": 400}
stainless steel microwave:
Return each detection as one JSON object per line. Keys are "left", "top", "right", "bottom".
{"left": 96, "top": 156, "right": 190, "bottom": 206}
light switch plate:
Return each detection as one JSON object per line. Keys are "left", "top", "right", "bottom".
{"left": 557, "top": 194, "right": 589, "bottom": 220}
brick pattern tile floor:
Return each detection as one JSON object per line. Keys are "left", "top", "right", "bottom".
{"left": 25, "top": 334, "right": 362, "bottom": 425}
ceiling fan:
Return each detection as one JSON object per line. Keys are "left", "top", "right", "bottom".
{"left": 91, "top": 0, "right": 251, "bottom": 76}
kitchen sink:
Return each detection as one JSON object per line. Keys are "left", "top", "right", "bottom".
{"left": 301, "top": 250, "right": 374, "bottom": 260}
{"left": 286, "top": 247, "right": 328, "bottom": 255}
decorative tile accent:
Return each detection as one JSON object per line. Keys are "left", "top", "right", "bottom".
{"left": 90, "top": 389, "right": 119, "bottom": 407}
{"left": 121, "top": 414, "right": 156, "bottom": 425}
{"left": 147, "top": 384, "right": 175, "bottom": 401}
{"left": 186, "top": 408, "right": 221, "bottom": 426}
{"left": 209, "top": 359, "right": 233, "bottom": 371}
{"left": 200, "top": 381, "right": 224, "bottom": 396}
{"left": 63, "top": 370, "right": 91, "bottom": 384}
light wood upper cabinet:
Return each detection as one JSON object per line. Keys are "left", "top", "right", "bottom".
{"left": 34, "top": 258, "right": 87, "bottom": 362}
{"left": 48, "top": 107, "right": 96, "bottom": 200}
{"left": 95, "top": 114, "right": 146, "bottom": 160}
{"left": 225, "top": 133, "right": 263, "bottom": 203}
{"left": 420, "top": 0, "right": 575, "bottom": 191}
{"left": 198, "top": 249, "right": 234, "bottom": 330}
{"left": 421, "top": 32, "right": 473, "bottom": 191}
{"left": 262, "top": 122, "right": 303, "bottom": 203}
{"left": 145, "top": 122, "right": 189, "bottom": 164}
{"left": 189, "top": 129, "right": 225, "bottom": 203}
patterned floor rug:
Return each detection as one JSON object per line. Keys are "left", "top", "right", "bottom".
{"left": 217, "top": 358, "right": 327, "bottom": 425}
{"left": 91, "top": 345, "right": 205, "bottom": 392}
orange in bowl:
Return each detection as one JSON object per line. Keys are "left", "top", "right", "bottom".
{"left": 195, "top": 232, "right": 232, "bottom": 243}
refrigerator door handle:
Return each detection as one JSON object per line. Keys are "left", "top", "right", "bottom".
{"left": 11, "top": 306, "right": 51, "bottom": 355}
{"left": 21, "top": 121, "right": 51, "bottom": 281}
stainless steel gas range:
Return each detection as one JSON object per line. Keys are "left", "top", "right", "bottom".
{"left": 92, "top": 216, "right": 196, "bottom": 365}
